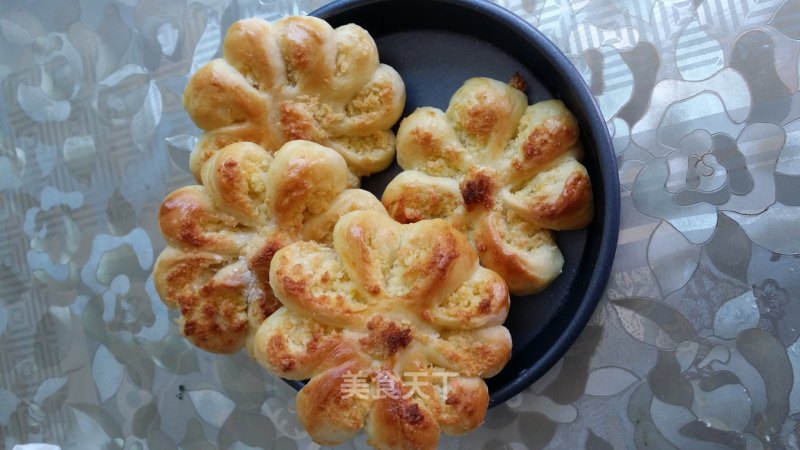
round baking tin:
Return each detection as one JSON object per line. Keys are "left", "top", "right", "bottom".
{"left": 295, "top": 0, "right": 620, "bottom": 407}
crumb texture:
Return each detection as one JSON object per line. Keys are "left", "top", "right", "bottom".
{"left": 253, "top": 210, "right": 512, "bottom": 449}
{"left": 154, "top": 141, "right": 386, "bottom": 354}
{"left": 184, "top": 16, "right": 406, "bottom": 182}
{"left": 383, "top": 77, "right": 594, "bottom": 295}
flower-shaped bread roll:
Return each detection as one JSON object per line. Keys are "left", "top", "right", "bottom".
{"left": 153, "top": 140, "right": 386, "bottom": 354}
{"left": 382, "top": 77, "right": 594, "bottom": 295}
{"left": 252, "top": 209, "right": 512, "bottom": 449}
{"left": 184, "top": 16, "right": 405, "bottom": 184}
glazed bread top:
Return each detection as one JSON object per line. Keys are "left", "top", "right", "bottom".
{"left": 252, "top": 210, "right": 512, "bottom": 449}
{"left": 153, "top": 140, "right": 386, "bottom": 354}
{"left": 184, "top": 16, "right": 406, "bottom": 184}
{"left": 382, "top": 77, "right": 594, "bottom": 295}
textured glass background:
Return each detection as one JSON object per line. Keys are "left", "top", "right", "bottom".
{"left": 1, "top": 0, "right": 800, "bottom": 448}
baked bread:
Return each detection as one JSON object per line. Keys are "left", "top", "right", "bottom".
{"left": 153, "top": 140, "right": 386, "bottom": 354}
{"left": 184, "top": 16, "right": 406, "bottom": 184}
{"left": 252, "top": 210, "right": 512, "bottom": 449}
{"left": 382, "top": 77, "right": 594, "bottom": 295}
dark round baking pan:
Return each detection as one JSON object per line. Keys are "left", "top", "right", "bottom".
{"left": 291, "top": 0, "right": 620, "bottom": 407}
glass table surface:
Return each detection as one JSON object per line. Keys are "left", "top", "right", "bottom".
{"left": 1, "top": 0, "right": 799, "bottom": 448}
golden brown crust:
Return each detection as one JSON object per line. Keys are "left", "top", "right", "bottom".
{"left": 359, "top": 316, "right": 414, "bottom": 360}
{"left": 460, "top": 168, "right": 496, "bottom": 212}
{"left": 302, "top": 189, "right": 390, "bottom": 244}
{"left": 153, "top": 248, "right": 252, "bottom": 353}
{"left": 446, "top": 78, "right": 527, "bottom": 160}
{"left": 245, "top": 232, "right": 292, "bottom": 288}
{"left": 201, "top": 142, "right": 273, "bottom": 227}
{"left": 521, "top": 116, "right": 578, "bottom": 166}
{"left": 265, "top": 140, "right": 349, "bottom": 228}
{"left": 184, "top": 16, "right": 405, "bottom": 181}
{"left": 382, "top": 172, "right": 463, "bottom": 225}
{"left": 296, "top": 361, "right": 374, "bottom": 446}
{"left": 503, "top": 161, "right": 594, "bottom": 230}
{"left": 429, "top": 326, "right": 512, "bottom": 378}
{"left": 396, "top": 108, "right": 466, "bottom": 178}
{"left": 366, "top": 382, "right": 441, "bottom": 450}
{"left": 159, "top": 186, "right": 246, "bottom": 254}
{"left": 153, "top": 141, "right": 386, "bottom": 354}
{"left": 383, "top": 78, "right": 594, "bottom": 294}
{"left": 331, "top": 212, "right": 477, "bottom": 305}
{"left": 251, "top": 307, "right": 359, "bottom": 379}
{"left": 409, "top": 372, "right": 489, "bottom": 437}
{"left": 473, "top": 210, "right": 564, "bottom": 295}
{"left": 430, "top": 267, "right": 509, "bottom": 329}
{"left": 252, "top": 211, "right": 512, "bottom": 448}
{"left": 508, "top": 72, "right": 527, "bottom": 92}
